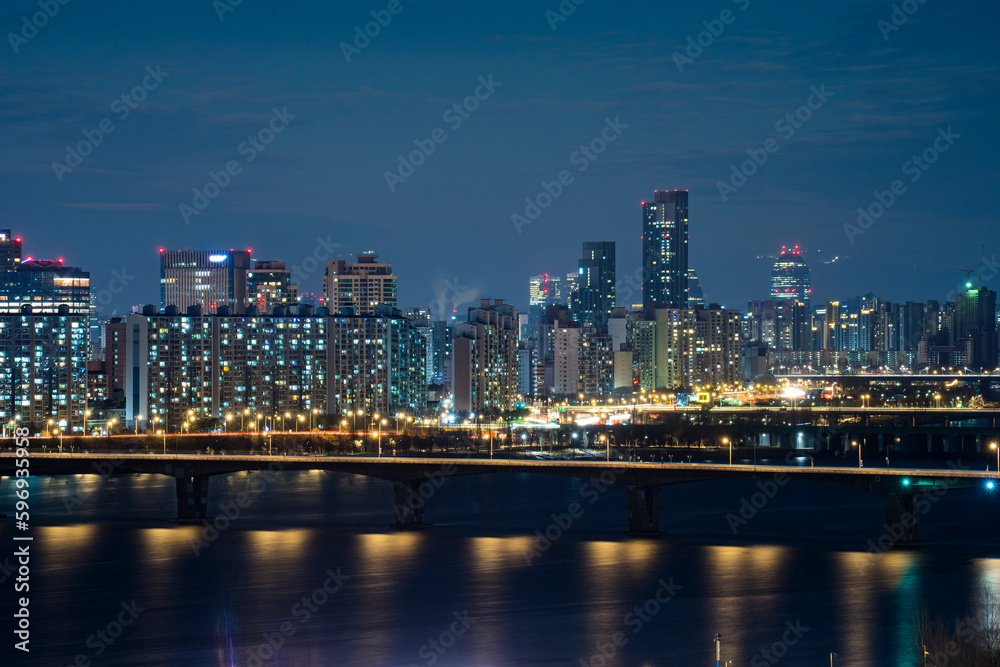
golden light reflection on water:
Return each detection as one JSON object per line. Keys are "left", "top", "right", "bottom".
{"left": 705, "top": 544, "right": 788, "bottom": 656}
{"left": 246, "top": 529, "right": 311, "bottom": 566}
{"left": 580, "top": 540, "right": 666, "bottom": 655}
{"left": 834, "top": 549, "right": 918, "bottom": 667}
{"left": 464, "top": 536, "right": 534, "bottom": 663}
{"left": 142, "top": 526, "right": 201, "bottom": 565}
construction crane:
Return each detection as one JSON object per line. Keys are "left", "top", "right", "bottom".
{"left": 952, "top": 244, "right": 987, "bottom": 289}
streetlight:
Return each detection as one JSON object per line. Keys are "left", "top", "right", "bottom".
{"left": 225, "top": 414, "right": 232, "bottom": 433}
{"left": 46, "top": 418, "right": 54, "bottom": 437}
{"left": 297, "top": 414, "right": 305, "bottom": 432}
{"left": 991, "top": 442, "right": 998, "bottom": 473}
{"left": 311, "top": 408, "right": 319, "bottom": 431}
{"left": 723, "top": 437, "right": 731, "bottom": 465}
{"left": 378, "top": 418, "right": 387, "bottom": 457}
{"left": 135, "top": 415, "right": 143, "bottom": 435}
{"left": 934, "top": 393, "right": 942, "bottom": 409}
{"left": 241, "top": 408, "right": 250, "bottom": 432}
{"left": 183, "top": 420, "right": 189, "bottom": 435}
{"left": 852, "top": 440, "right": 863, "bottom": 468}
{"left": 340, "top": 418, "right": 348, "bottom": 432}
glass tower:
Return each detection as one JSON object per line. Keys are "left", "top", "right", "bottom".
{"left": 642, "top": 190, "right": 688, "bottom": 310}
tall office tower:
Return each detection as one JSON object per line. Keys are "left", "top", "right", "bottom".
{"left": 0, "top": 310, "right": 89, "bottom": 433}
{"left": 563, "top": 272, "right": 579, "bottom": 303}
{"left": 159, "top": 248, "right": 250, "bottom": 314}
{"left": 0, "top": 229, "right": 22, "bottom": 271}
{"left": 329, "top": 305, "right": 426, "bottom": 415}
{"left": 323, "top": 253, "right": 397, "bottom": 315}
{"left": 642, "top": 189, "right": 689, "bottom": 310}
{"left": 770, "top": 245, "right": 812, "bottom": 310}
{"left": 0, "top": 258, "right": 90, "bottom": 314}
{"left": 247, "top": 260, "right": 298, "bottom": 313}
{"left": 901, "top": 302, "right": 925, "bottom": 352}
{"left": 824, "top": 301, "right": 841, "bottom": 350}
{"left": 687, "top": 268, "right": 705, "bottom": 308}
{"left": 571, "top": 241, "right": 615, "bottom": 328}
{"left": 528, "top": 274, "right": 563, "bottom": 343}
{"left": 452, "top": 299, "right": 519, "bottom": 414}
{"left": 955, "top": 286, "right": 998, "bottom": 369}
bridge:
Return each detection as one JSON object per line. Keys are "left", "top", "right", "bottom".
{"left": 3, "top": 452, "right": 996, "bottom": 541}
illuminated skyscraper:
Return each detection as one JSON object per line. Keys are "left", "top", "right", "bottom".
{"left": 770, "top": 245, "right": 811, "bottom": 310}
{"left": 159, "top": 248, "right": 251, "bottom": 314}
{"left": 642, "top": 190, "right": 689, "bottom": 310}
{"left": 571, "top": 241, "right": 615, "bottom": 328}
{"left": 0, "top": 258, "right": 90, "bottom": 315}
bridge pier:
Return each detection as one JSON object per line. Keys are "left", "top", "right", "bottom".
{"left": 174, "top": 474, "right": 210, "bottom": 522}
{"left": 626, "top": 485, "right": 662, "bottom": 535}
{"left": 884, "top": 492, "right": 920, "bottom": 544}
{"left": 393, "top": 480, "right": 427, "bottom": 528}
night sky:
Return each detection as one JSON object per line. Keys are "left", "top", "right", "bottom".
{"left": 2, "top": 0, "right": 998, "bottom": 319}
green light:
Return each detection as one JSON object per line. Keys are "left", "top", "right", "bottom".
{"left": 966, "top": 282, "right": 973, "bottom": 288}
{"left": 902, "top": 478, "right": 910, "bottom": 486}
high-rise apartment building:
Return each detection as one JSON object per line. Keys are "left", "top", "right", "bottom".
{"left": 553, "top": 323, "right": 613, "bottom": 398}
{"left": 650, "top": 306, "right": 741, "bottom": 389}
{"left": 452, "top": 299, "right": 519, "bottom": 414}
{"left": 770, "top": 245, "right": 811, "bottom": 310}
{"left": 642, "top": 190, "right": 689, "bottom": 310}
{"left": 159, "top": 248, "right": 251, "bottom": 314}
{"left": 0, "top": 311, "right": 88, "bottom": 433}
{"left": 247, "top": 260, "right": 298, "bottom": 312}
{"left": 571, "top": 241, "right": 616, "bottom": 328}
{"left": 323, "top": 253, "right": 397, "bottom": 315}
{"left": 328, "top": 306, "right": 426, "bottom": 415}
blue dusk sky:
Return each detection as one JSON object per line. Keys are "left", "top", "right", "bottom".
{"left": 1, "top": 0, "right": 998, "bottom": 317}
